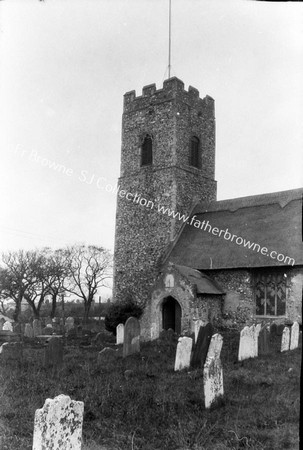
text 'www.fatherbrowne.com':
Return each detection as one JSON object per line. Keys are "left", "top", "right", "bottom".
{"left": 116, "top": 187, "right": 295, "bottom": 267}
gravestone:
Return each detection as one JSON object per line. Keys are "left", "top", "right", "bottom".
{"left": 65, "top": 317, "right": 75, "bottom": 333}
{"left": 44, "top": 337, "right": 63, "bottom": 376}
{"left": 33, "top": 319, "right": 42, "bottom": 337}
{"left": 193, "top": 319, "right": 206, "bottom": 343}
{"left": 290, "top": 321, "right": 299, "bottom": 350}
{"left": 43, "top": 324, "right": 54, "bottom": 336}
{"left": 203, "top": 333, "right": 224, "bottom": 408}
{"left": 0, "top": 342, "right": 23, "bottom": 362}
{"left": 270, "top": 323, "right": 277, "bottom": 336}
{"left": 238, "top": 325, "right": 255, "bottom": 361}
{"left": 24, "top": 323, "right": 34, "bottom": 338}
{"left": 254, "top": 323, "right": 262, "bottom": 357}
{"left": 32, "top": 394, "right": 84, "bottom": 450}
{"left": 281, "top": 327, "right": 290, "bottom": 352}
{"left": 191, "top": 322, "right": 213, "bottom": 369}
{"left": 116, "top": 323, "right": 124, "bottom": 345}
{"left": 174, "top": 336, "right": 193, "bottom": 371}
{"left": 258, "top": 326, "right": 270, "bottom": 355}
{"left": 45, "top": 317, "right": 52, "bottom": 326}
{"left": 123, "top": 317, "right": 140, "bottom": 357}
{"left": 3, "top": 321, "right": 13, "bottom": 332}
{"left": 0, "top": 318, "right": 5, "bottom": 330}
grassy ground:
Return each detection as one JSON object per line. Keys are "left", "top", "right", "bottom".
{"left": 0, "top": 327, "right": 301, "bottom": 450}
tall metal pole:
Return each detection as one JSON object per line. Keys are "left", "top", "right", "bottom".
{"left": 168, "top": 0, "right": 172, "bottom": 78}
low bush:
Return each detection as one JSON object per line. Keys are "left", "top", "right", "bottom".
{"left": 104, "top": 298, "right": 143, "bottom": 335}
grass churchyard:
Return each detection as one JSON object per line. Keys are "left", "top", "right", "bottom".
{"left": 0, "top": 321, "right": 301, "bottom": 450}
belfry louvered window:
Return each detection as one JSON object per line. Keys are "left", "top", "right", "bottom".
{"left": 254, "top": 270, "right": 287, "bottom": 316}
{"left": 190, "top": 136, "right": 200, "bottom": 168}
{"left": 141, "top": 134, "right": 153, "bottom": 166}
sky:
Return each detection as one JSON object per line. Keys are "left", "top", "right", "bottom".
{"left": 0, "top": 0, "right": 302, "bottom": 257}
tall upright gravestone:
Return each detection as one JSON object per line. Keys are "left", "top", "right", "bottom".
{"left": 281, "top": 327, "right": 290, "bottom": 352}
{"left": 44, "top": 337, "right": 64, "bottom": 376}
{"left": 258, "top": 326, "right": 270, "bottom": 355}
{"left": 33, "top": 394, "right": 84, "bottom": 450}
{"left": 238, "top": 325, "right": 255, "bottom": 361}
{"left": 24, "top": 323, "right": 34, "bottom": 338}
{"left": 174, "top": 336, "right": 193, "bottom": 371}
{"left": 290, "top": 321, "right": 299, "bottom": 350}
{"left": 116, "top": 323, "right": 124, "bottom": 345}
{"left": 203, "top": 333, "right": 224, "bottom": 408}
{"left": 123, "top": 317, "right": 140, "bottom": 357}
{"left": 33, "top": 319, "right": 42, "bottom": 337}
{"left": 191, "top": 323, "right": 213, "bottom": 368}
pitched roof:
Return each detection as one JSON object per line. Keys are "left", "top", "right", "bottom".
{"left": 174, "top": 264, "right": 225, "bottom": 294}
{"left": 167, "top": 188, "right": 303, "bottom": 270}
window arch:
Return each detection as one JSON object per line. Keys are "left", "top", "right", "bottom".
{"left": 141, "top": 134, "right": 153, "bottom": 166}
{"left": 190, "top": 136, "right": 200, "bottom": 168}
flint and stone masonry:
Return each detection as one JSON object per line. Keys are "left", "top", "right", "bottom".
{"left": 113, "top": 77, "right": 217, "bottom": 306}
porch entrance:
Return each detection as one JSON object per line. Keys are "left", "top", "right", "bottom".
{"left": 162, "top": 296, "right": 181, "bottom": 334}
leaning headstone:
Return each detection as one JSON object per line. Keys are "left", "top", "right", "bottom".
{"left": 123, "top": 317, "right": 140, "bottom": 357}
{"left": 3, "top": 321, "right": 13, "bottom": 332}
{"left": 203, "top": 333, "right": 224, "bottom": 408}
{"left": 258, "top": 326, "right": 270, "bottom": 355}
{"left": 191, "top": 322, "right": 213, "bottom": 369}
{"left": 281, "top": 327, "right": 290, "bottom": 352}
{"left": 193, "top": 319, "right": 206, "bottom": 343}
{"left": 44, "top": 337, "right": 63, "bottom": 376}
{"left": 174, "top": 336, "right": 193, "bottom": 371}
{"left": 290, "top": 321, "right": 299, "bottom": 350}
{"left": 32, "top": 394, "right": 84, "bottom": 450}
{"left": 24, "top": 323, "right": 34, "bottom": 338}
{"left": 116, "top": 323, "right": 124, "bottom": 345}
{"left": 33, "top": 319, "right": 42, "bottom": 338}
{"left": 254, "top": 323, "right": 262, "bottom": 357}
{"left": 238, "top": 325, "right": 255, "bottom": 361}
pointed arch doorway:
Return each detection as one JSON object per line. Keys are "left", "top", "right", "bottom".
{"left": 162, "top": 296, "right": 181, "bottom": 334}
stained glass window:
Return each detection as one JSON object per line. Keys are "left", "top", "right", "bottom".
{"left": 254, "top": 270, "right": 286, "bottom": 316}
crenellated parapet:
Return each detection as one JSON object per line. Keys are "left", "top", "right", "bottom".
{"left": 123, "top": 77, "right": 214, "bottom": 114}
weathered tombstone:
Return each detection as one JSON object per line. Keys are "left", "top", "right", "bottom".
{"left": 203, "top": 333, "right": 224, "bottom": 408}
{"left": 191, "top": 322, "right": 213, "bottom": 369}
{"left": 258, "top": 326, "right": 270, "bottom": 355}
{"left": 3, "top": 321, "right": 13, "bottom": 332}
{"left": 238, "top": 325, "right": 255, "bottom": 361}
{"left": 290, "top": 321, "right": 299, "bottom": 350}
{"left": 45, "top": 317, "right": 52, "bottom": 326}
{"left": 33, "top": 319, "right": 42, "bottom": 337}
{"left": 174, "top": 336, "right": 193, "bottom": 371}
{"left": 193, "top": 319, "right": 206, "bottom": 343}
{"left": 116, "top": 323, "right": 124, "bottom": 345}
{"left": 281, "top": 327, "right": 290, "bottom": 352}
{"left": 0, "top": 318, "right": 5, "bottom": 330}
{"left": 65, "top": 317, "right": 75, "bottom": 333}
{"left": 32, "top": 394, "right": 84, "bottom": 450}
{"left": 276, "top": 324, "right": 284, "bottom": 336}
{"left": 254, "top": 323, "right": 262, "bottom": 357}
{"left": 24, "top": 323, "right": 34, "bottom": 338}
{"left": 44, "top": 337, "right": 63, "bottom": 376}
{"left": 43, "top": 324, "right": 54, "bottom": 336}
{"left": 270, "top": 323, "right": 277, "bottom": 336}
{"left": 123, "top": 317, "right": 140, "bottom": 357}
{"left": 0, "top": 342, "right": 23, "bottom": 363}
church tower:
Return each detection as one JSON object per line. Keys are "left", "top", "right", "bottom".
{"left": 113, "top": 77, "right": 217, "bottom": 305}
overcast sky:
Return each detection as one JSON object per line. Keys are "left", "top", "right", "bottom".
{"left": 0, "top": 0, "right": 302, "bottom": 255}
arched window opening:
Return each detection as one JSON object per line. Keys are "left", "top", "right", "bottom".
{"left": 141, "top": 134, "right": 153, "bottom": 166}
{"left": 190, "top": 136, "right": 200, "bottom": 168}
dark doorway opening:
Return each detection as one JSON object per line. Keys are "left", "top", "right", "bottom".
{"left": 162, "top": 296, "right": 181, "bottom": 334}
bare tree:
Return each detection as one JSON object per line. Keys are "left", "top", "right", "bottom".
{"left": 64, "top": 245, "right": 112, "bottom": 323}
{"left": 1, "top": 250, "right": 40, "bottom": 321}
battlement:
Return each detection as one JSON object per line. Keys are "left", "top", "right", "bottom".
{"left": 123, "top": 77, "right": 214, "bottom": 113}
